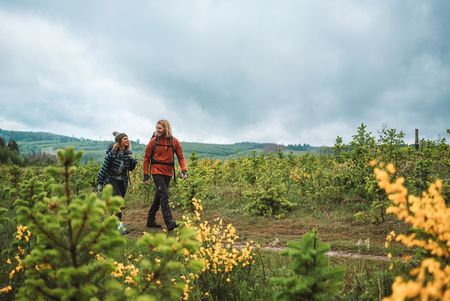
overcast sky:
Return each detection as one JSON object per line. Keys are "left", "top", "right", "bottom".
{"left": 0, "top": 1, "right": 449, "bottom": 145}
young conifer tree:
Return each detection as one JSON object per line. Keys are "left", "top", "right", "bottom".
{"left": 14, "top": 147, "right": 126, "bottom": 300}
{"left": 272, "top": 230, "right": 344, "bottom": 301}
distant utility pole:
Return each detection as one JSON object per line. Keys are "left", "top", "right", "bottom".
{"left": 415, "top": 129, "right": 419, "bottom": 151}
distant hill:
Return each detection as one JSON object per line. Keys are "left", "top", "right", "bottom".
{"left": 0, "top": 129, "right": 79, "bottom": 142}
{"left": 0, "top": 129, "right": 328, "bottom": 162}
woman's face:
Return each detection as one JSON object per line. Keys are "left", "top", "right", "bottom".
{"left": 120, "top": 136, "right": 129, "bottom": 148}
{"left": 155, "top": 124, "right": 164, "bottom": 137}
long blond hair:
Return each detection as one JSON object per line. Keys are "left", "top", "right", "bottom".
{"left": 157, "top": 119, "right": 172, "bottom": 138}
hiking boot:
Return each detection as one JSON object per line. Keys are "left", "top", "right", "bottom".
{"left": 146, "top": 222, "right": 162, "bottom": 229}
{"left": 118, "top": 223, "right": 129, "bottom": 235}
{"left": 167, "top": 222, "right": 178, "bottom": 232}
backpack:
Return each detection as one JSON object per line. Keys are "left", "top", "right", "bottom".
{"left": 149, "top": 133, "right": 177, "bottom": 182}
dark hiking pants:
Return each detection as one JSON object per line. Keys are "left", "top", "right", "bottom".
{"left": 147, "top": 174, "right": 175, "bottom": 227}
{"left": 110, "top": 178, "right": 127, "bottom": 221}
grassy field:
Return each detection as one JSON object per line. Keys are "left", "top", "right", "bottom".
{"left": 122, "top": 188, "right": 407, "bottom": 258}
{"left": 114, "top": 207, "right": 395, "bottom": 300}
{"left": 3, "top": 129, "right": 446, "bottom": 300}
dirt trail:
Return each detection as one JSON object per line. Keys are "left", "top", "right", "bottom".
{"left": 234, "top": 243, "right": 388, "bottom": 261}
{"left": 123, "top": 209, "right": 389, "bottom": 262}
{"left": 325, "top": 250, "right": 387, "bottom": 261}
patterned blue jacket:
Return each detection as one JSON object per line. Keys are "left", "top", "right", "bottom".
{"left": 97, "top": 144, "right": 137, "bottom": 186}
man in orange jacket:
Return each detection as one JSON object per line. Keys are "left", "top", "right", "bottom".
{"left": 143, "top": 119, "right": 187, "bottom": 231}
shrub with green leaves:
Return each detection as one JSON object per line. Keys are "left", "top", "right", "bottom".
{"left": 172, "top": 152, "right": 208, "bottom": 211}
{"left": 0, "top": 207, "right": 8, "bottom": 230}
{"left": 72, "top": 159, "right": 100, "bottom": 195}
{"left": 244, "top": 165, "right": 295, "bottom": 218}
{"left": 9, "top": 165, "right": 22, "bottom": 188}
{"left": 272, "top": 231, "right": 344, "bottom": 301}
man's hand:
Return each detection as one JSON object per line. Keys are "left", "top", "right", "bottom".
{"left": 143, "top": 174, "right": 150, "bottom": 184}
{"left": 181, "top": 171, "right": 188, "bottom": 180}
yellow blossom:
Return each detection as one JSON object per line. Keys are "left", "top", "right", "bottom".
{"left": 375, "top": 162, "right": 450, "bottom": 301}
{"left": 0, "top": 285, "right": 12, "bottom": 294}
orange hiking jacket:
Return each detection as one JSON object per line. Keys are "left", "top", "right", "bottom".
{"left": 143, "top": 136, "right": 187, "bottom": 177}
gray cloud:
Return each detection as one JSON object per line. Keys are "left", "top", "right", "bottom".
{"left": 0, "top": 1, "right": 449, "bottom": 145}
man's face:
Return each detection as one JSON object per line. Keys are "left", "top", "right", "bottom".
{"left": 155, "top": 124, "right": 164, "bottom": 137}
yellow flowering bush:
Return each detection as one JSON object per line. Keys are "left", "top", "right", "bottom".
{"left": 0, "top": 175, "right": 48, "bottom": 299}
{"left": 183, "top": 198, "right": 257, "bottom": 299}
{"left": 109, "top": 227, "right": 204, "bottom": 301}
{"left": 372, "top": 160, "right": 450, "bottom": 300}
{"left": 0, "top": 225, "right": 31, "bottom": 296}
{"left": 290, "top": 168, "right": 310, "bottom": 185}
